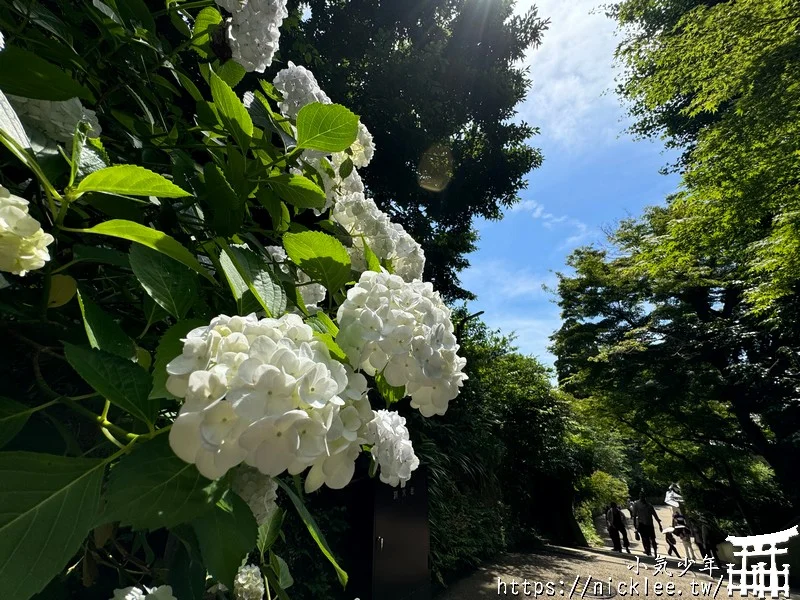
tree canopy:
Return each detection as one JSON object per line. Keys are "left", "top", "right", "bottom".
{"left": 610, "top": 0, "right": 800, "bottom": 314}
{"left": 281, "top": 0, "right": 548, "bottom": 300}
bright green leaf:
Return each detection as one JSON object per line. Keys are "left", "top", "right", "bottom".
{"left": 275, "top": 479, "right": 348, "bottom": 587}
{"left": 218, "top": 249, "right": 262, "bottom": 315}
{"left": 375, "top": 373, "right": 407, "bottom": 406}
{"left": 77, "top": 290, "right": 136, "bottom": 360}
{"left": 0, "top": 453, "right": 104, "bottom": 599}
{"left": 217, "top": 60, "right": 246, "bottom": 88}
{"left": 102, "top": 436, "right": 223, "bottom": 530}
{"left": 77, "top": 165, "right": 190, "bottom": 198}
{"left": 283, "top": 231, "right": 351, "bottom": 292}
{"left": 63, "top": 343, "right": 157, "bottom": 425}
{"left": 74, "top": 220, "right": 215, "bottom": 283}
{"left": 362, "top": 237, "right": 382, "bottom": 272}
{"left": 129, "top": 243, "right": 198, "bottom": 319}
{"left": 313, "top": 332, "right": 347, "bottom": 362}
{"left": 191, "top": 7, "right": 223, "bottom": 59}
{"left": 47, "top": 274, "right": 77, "bottom": 308}
{"left": 193, "top": 491, "right": 257, "bottom": 590}
{"left": 295, "top": 103, "right": 358, "bottom": 152}
{"left": 223, "top": 245, "right": 288, "bottom": 317}
{"left": 209, "top": 68, "right": 253, "bottom": 150}
{"left": 0, "top": 46, "right": 94, "bottom": 101}
{"left": 268, "top": 174, "right": 326, "bottom": 210}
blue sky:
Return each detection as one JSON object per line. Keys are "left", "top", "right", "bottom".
{"left": 459, "top": 0, "right": 681, "bottom": 368}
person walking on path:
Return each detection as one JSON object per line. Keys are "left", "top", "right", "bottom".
{"left": 672, "top": 508, "right": 697, "bottom": 560}
{"left": 632, "top": 490, "right": 662, "bottom": 556}
{"left": 664, "top": 531, "right": 681, "bottom": 558}
{"left": 606, "top": 502, "right": 631, "bottom": 553}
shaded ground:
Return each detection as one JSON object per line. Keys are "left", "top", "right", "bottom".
{"left": 438, "top": 505, "right": 798, "bottom": 600}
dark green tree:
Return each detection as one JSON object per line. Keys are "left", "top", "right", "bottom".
{"left": 551, "top": 210, "right": 800, "bottom": 531}
{"left": 280, "top": 0, "right": 547, "bottom": 300}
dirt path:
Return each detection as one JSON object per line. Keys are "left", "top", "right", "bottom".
{"left": 437, "top": 505, "right": 798, "bottom": 600}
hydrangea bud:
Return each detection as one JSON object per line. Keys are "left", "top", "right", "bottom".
{"left": 0, "top": 186, "right": 54, "bottom": 276}
{"left": 234, "top": 564, "right": 266, "bottom": 600}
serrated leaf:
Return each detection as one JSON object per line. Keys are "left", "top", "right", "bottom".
{"left": 209, "top": 68, "right": 252, "bottom": 150}
{"left": 0, "top": 453, "right": 104, "bottom": 599}
{"left": 223, "top": 245, "right": 288, "bottom": 317}
{"left": 150, "top": 320, "right": 207, "bottom": 400}
{"left": 218, "top": 250, "right": 262, "bottom": 315}
{"left": 267, "top": 174, "right": 326, "bottom": 210}
{"left": 0, "top": 397, "right": 33, "bottom": 449}
{"left": 191, "top": 7, "right": 222, "bottom": 59}
{"left": 375, "top": 373, "right": 406, "bottom": 406}
{"left": 362, "top": 237, "right": 382, "bottom": 272}
{"left": 75, "top": 220, "right": 215, "bottom": 283}
{"left": 275, "top": 479, "right": 348, "bottom": 587}
{"left": 101, "top": 436, "right": 223, "bottom": 530}
{"left": 129, "top": 243, "right": 198, "bottom": 319}
{"left": 77, "top": 165, "right": 190, "bottom": 198}
{"left": 203, "top": 163, "right": 244, "bottom": 237}
{"left": 77, "top": 290, "right": 136, "bottom": 360}
{"left": 283, "top": 231, "right": 351, "bottom": 293}
{"left": 217, "top": 60, "right": 246, "bottom": 88}
{"left": 313, "top": 332, "right": 347, "bottom": 362}
{"left": 0, "top": 46, "right": 94, "bottom": 101}
{"left": 270, "top": 551, "right": 294, "bottom": 589}
{"left": 64, "top": 343, "right": 157, "bottom": 425}
{"left": 296, "top": 103, "right": 358, "bottom": 152}
{"left": 193, "top": 491, "right": 257, "bottom": 590}
{"left": 257, "top": 507, "right": 284, "bottom": 559}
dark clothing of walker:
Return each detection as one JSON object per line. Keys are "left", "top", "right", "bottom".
{"left": 632, "top": 499, "right": 661, "bottom": 556}
{"left": 606, "top": 505, "right": 630, "bottom": 552}
{"left": 665, "top": 532, "right": 681, "bottom": 558}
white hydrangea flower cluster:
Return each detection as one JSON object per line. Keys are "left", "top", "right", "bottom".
{"left": 365, "top": 410, "right": 420, "bottom": 487}
{"left": 166, "top": 313, "right": 371, "bottom": 490}
{"left": 7, "top": 96, "right": 100, "bottom": 143}
{"left": 304, "top": 369, "right": 375, "bottom": 492}
{"left": 297, "top": 152, "right": 365, "bottom": 215}
{"left": 110, "top": 585, "right": 175, "bottom": 600}
{"left": 264, "top": 245, "right": 326, "bottom": 309}
{"left": 0, "top": 186, "right": 54, "bottom": 276}
{"left": 273, "top": 63, "right": 376, "bottom": 209}
{"left": 331, "top": 192, "right": 425, "bottom": 282}
{"left": 234, "top": 564, "right": 266, "bottom": 600}
{"left": 217, "top": 0, "right": 288, "bottom": 73}
{"left": 232, "top": 466, "right": 278, "bottom": 526}
{"left": 336, "top": 271, "right": 468, "bottom": 417}
{"left": 273, "top": 62, "right": 331, "bottom": 120}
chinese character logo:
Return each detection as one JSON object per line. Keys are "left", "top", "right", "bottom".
{"left": 726, "top": 525, "right": 798, "bottom": 598}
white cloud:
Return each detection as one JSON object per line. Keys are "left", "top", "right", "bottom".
{"left": 514, "top": 0, "right": 625, "bottom": 149}
{"left": 506, "top": 199, "right": 596, "bottom": 248}
{"left": 460, "top": 260, "right": 556, "bottom": 301}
